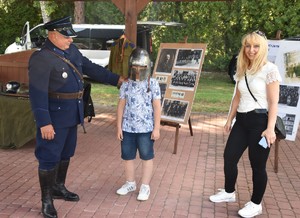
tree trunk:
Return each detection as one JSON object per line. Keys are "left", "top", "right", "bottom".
{"left": 74, "top": 1, "right": 85, "bottom": 24}
{"left": 40, "top": 1, "right": 50, "bottom": 23}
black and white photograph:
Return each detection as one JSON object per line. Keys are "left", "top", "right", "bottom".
{"left": 278, "top": 85, "right": 300, "bottom": 141}
{"left": 159, "top": 83, "right": 167, "bottom": 104}
{"left": 169, "top": 70, "right": 197, "bottom": 91}
{"left": 284, "top": 50, "right": 300, "bottom": 84}
{"left": 279, "top": 85, "right": 300, "bottom": 107}
{"left": 282, "top": 113, "right": 296, "bottom": 136}
{"left": 280, "top": 113, "right": 299, "bottom": 141}
{"left": 175, "top": 49, "right": 202, "bottom": 69}
{"left": 156, "top": 49, "right": 177, "bottom": 73}
{"left": 161, "top": 98, "right": 189, "bottom": 122}
{"left": 277, "top": 110, "right": 300, "bottom": 141}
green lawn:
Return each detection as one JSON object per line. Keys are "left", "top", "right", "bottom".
{"left": 195, "top": 72, "right": 234, "bottom": 113}
{"left": 89, "top": 71, "right": 235, "bottom": 113}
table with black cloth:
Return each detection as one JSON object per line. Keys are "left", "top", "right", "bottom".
{"left": 0, "top": 94, "right": 36, "bottom": 149}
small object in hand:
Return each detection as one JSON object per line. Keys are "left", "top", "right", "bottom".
{"left": 259, "top": 137, "right": 268, "bottom": 149}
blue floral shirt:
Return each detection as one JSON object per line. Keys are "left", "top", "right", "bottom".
{"left": 120, "top": 78, "right": 161, "bottom": 133}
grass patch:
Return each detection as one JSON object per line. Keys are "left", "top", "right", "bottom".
{"left": 88, "top": 71, "right": 235, "bottom": 113}
{"left": 196, "top": 72, "right": 234, "bottom": 113}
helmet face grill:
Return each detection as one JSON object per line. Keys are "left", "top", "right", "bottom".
{"left": 130, "top": 66, "right": 148, "bottom": 81}
{"left": 128, "top": 48, "right": 151, "bottom": 81}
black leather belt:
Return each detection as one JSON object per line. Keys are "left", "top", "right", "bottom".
{"left": 239, "top": 109, "right": 267, "bottom": 114}
{"left": 253, "top": 109, "right": 267, "bottom": 114}
{"left": 48, "top": 91, "right": 83, "bottom": 99}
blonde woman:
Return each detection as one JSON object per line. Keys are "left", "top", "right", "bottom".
{"left": 210, "top": 31, "right": 281, "bottom": 217}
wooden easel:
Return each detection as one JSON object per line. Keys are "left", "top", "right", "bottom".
{"left": 154, "top": 38, "right": 206, "bottom": 155}
{"left": 161, "top": 117, "right": 193, "bottom": 154}
{"left": 273, "top": 138, "right": 280, "bottom": 173}
{"left": 160, "top": 36, "right": 194, "bottom": 154}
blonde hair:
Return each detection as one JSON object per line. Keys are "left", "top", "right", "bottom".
{"left": 235, "top": 32, "right": 268, "bottom": 80}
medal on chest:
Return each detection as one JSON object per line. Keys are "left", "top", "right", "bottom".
{"left": 62, "top": 72, "right": 68, "bottom": 79}
{"left": 61, "top": 67, "right": 68, "bottom": 79}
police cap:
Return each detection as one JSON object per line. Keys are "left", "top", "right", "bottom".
{"left": 44, "top": 16, "right": 77, "bottom": 37}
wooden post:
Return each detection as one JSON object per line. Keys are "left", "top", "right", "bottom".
{"left": 160, "top": 121, "right": 181, "bottom": 154}
{"left": 160, "top": 117, "right": 193, "bottom": 154}
{"left": 174, "top": 123, "right": 180, "bottom": 154}
{"left": 188, "top": 117, "right": 193, "bottom": 136}
{"left": 274, "top": 139, "right": 279, "bottom": 173}
{"left": 111, "top": 0, "right": 150, "bottom": 45}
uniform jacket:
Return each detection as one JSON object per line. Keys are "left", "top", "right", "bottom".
{"left": 108, "top": 36, "right": 135, "bottom": 78}
{"left": 29, "top": 39, "right": 120, "bottom": 128}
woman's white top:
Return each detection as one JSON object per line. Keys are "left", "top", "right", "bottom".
{"left": 235, "top": 61, "right": 282, "bottom": 112}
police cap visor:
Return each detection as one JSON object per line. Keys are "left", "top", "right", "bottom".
{"left": 55, "top": 27, "right": 77, "bottom": 37}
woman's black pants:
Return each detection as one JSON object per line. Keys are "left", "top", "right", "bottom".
{"left": 224, "top": 111, "right": 270, "bottom": 204}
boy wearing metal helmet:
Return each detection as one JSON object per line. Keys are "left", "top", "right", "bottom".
{"left": 116, "top": 48, "right": 161, "bottom": 201}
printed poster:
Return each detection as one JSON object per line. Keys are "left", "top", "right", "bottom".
{"left": 153, "top": 43, "right": 207, "bottom": 124}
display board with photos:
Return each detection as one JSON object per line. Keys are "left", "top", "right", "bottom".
{"left": 153, "top": 43, "right": 207, "bottom": 124}
{"left": 268, "top": 40, "right": 300, "bottom": 141}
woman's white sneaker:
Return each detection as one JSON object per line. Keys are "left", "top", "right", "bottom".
{"left": 238, "top": 201, "right": 262, "bottom": 218}
{"left": 116, "top": 181, "right": 136, "bottom": 195}
{"left": 209, "top": 189, "right": 236, "bottom": 203}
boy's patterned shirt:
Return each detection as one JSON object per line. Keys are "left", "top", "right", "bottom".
{"left": 120, "top": 78, "right": 161, "bottom": 133}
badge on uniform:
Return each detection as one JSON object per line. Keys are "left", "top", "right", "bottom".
{"left": 62, "top": 72, "right": 68, "bottom": 79}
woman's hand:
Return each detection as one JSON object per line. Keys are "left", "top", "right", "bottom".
{"left": 261, "top": 128, "right": 276, "bottom": 147}
{"left": 224, "top": 120, "right": 232, "bottom": 133}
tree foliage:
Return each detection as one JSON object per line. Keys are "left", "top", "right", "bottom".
{"left": 0, "top": 0, "right": 41, "bottom": 52}
{"left": 1, "top": 0, "right": 300, "bottom": 72}
{"left": 85, "top": 2, "right": 124, "bottom": 24}
{"left": 141, "top": 0, "right": 300, "bottom": 71}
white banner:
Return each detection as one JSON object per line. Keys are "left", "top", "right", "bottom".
{"left": 268, "top": 40, "right": 300, "bottom": 141}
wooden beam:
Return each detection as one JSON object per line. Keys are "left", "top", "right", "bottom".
{"left": 124, "top": 0, "right": 137, "bottom": 44}
{"left": 153, "top": 0, "right": 230, "bottom": 1}
{"left": 62, "top": 0, "right": 230, "bottom": 1}
{"left": 137, "top": 0, "right": 150, "bottom": 14}
{"left": 111, "top": 0, "right": 150, "bottom": 15}
{"left": 111, "top": 0, "right": 125, "bottom": 14}
{"left": 111, "top": 0, "right": 151, "bottom": 45}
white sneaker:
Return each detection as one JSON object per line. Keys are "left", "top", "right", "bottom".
{"left": 238, "top": 201, "right": 262, "bottom": 218}
{"left": 116, "top": 181, "right": 136, "bottom": 195}
{"left": 209, "top": 188, "right": 236, "bottom": 203}
{"left": 137, "top": 184, "right": 150, "bottom": 201}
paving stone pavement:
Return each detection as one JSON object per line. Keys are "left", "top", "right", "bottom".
{"left": 0, "top": 105, "right": 299, "bottom": 218}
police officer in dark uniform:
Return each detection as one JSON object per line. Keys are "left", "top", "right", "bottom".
{"left": 28, "top": 16, "right": 124, "bottom": 218}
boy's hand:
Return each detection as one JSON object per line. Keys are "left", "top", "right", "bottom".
{"left": 151, "top": 128, "right": 160, "bottom": 141}
{"left": 117, "top": 129, "right": 123, "bottom": 141}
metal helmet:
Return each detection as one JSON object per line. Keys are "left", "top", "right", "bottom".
{"left": 128, "top": 48, "right": 151, "bottom": 81}
{"left": 5, "top": 81, "right": 20, "bottom": 94}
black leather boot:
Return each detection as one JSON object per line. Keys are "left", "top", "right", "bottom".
{"left": 39, "top": 168, "right": 57, "bottom": 218}
{"left": 52, "top": 160, "right": 79, "bottom": 201}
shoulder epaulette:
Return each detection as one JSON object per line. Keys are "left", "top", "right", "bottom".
{"left": 111, "top": 40, "right": 118, "bottom": 46}
{"left": 129, "top": 42, "right": 135, "bottom": 48}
